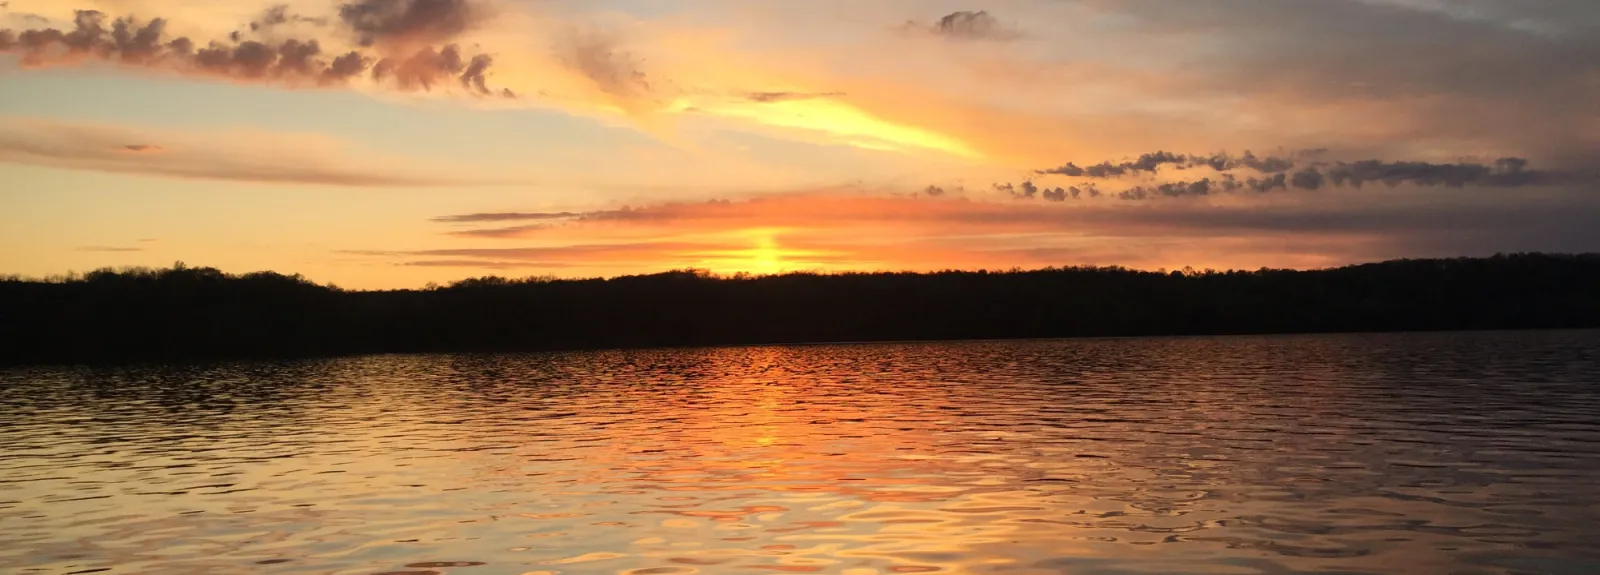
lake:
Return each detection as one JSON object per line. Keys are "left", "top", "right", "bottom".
{"left": 3, "top": 331, "right": 1599, "bottom": 575}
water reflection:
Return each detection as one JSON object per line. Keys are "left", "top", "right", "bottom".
{"left": 3, "top": 331, "right": 1600, "bottom": 574}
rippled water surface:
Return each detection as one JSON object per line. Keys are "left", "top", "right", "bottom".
{"left": 4, "top": 331, "right": 1600, "bottom": 575}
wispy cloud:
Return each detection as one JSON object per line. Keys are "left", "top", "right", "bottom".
{"left": 398, "top": 259, "right": 570, "bottom": 269}
{"left": 745, "top": 91, "right": 846, "bottom": 103}
{"left": 419, "top": 189, "right": 1600, "bottom": 259}
{"left": 431, "top": 212, "right": 581, "bottom": 223}
{"left": 0, "top": 117, "right": 510, "bottom": 187}
{"left": 554, "top": 30, "right": 655, "bottom": 112}
{"left": 76, "top": 245, "right": 144, "bottom": 252}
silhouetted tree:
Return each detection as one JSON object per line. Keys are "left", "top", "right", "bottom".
{"left": 2, "top": 253, "right": 1598, "bottom": 365}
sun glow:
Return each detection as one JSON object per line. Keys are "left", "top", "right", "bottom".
{"left": 691, "top": 229, "right": 836, "bottom": 276}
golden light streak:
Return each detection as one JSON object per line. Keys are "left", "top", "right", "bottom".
{"left": 691, "top": 97, "right": 983, "bottom": 159}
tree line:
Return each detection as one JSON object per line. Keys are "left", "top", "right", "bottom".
{"left": 3, "top": 253, "right": 1599, "bottom": 365}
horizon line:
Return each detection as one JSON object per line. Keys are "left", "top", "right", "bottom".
{"left": 6, "top": 252, "right": 1597, "bottom": 292}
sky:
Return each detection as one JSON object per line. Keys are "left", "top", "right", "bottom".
{"left": 1, "top": 0, "right": 1597, "bottom": 289}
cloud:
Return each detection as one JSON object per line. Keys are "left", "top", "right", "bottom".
{"left": 446, "top": 225, "right": 551, "bottom": 238}
{"left": 1063, "top": 0, "right": 1600, "bottom": 158}
{"left": 371, "top": 43, "right": 484, "bottom": 92}
{"left": 0, "top": 117, "right": 506, "bottom": 187}
{"left": 337, "top": 0, "right": 482, "bottom": 48}
{"left": 432, "top": 211, "right": 580, "bottom": 223}
{"left": 1027, "top": 158, "right": 1570, "bottom": 201}
{"left": 1003, "top": 180, "right": 1038, "bottom": 200}
{"left": 924, "top": 10, "right": 1018, "bottom": 41}
{"left": 1025, "top": 149, "right": 1580, "bottom": 199}
{"left": 746, "top": 91, "right": 845, "bottom": 103}
{"left": 1290, "top": 167, "right": 1324, "bottom": 191}
{"left": 242, "top": 4, "right": 328, "bottom": 37}
{"left": 398, "top": 259, "right": 568, "bottom": 269}
{"left": 1323, "top": 157, "right": 1566, "bottom": 188}
{"left": 554, "top": 31, "right": 653, "bottom": 107}
{"left": 0, "top": 9, "right": 505, "bottom": 96}
{"left": 7, "top": 12, "right": 49, "bottom": 25}
{"left": 355, "top": 189, "right": 1600, "bottom": 275}
{"left": 348, "top": 241, "right": 764, "bottom": 270}
{"left": 413, "top": 242, "right": 719, "bottom": 259}
{"left": 76, "top": 245, "right": 143, "bottom": 252}
{"left": 1036, "top": 151, "right": 1304, "bottom": 178}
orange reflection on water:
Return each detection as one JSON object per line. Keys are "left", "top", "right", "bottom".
{"left": 6, "top": 335, "right": 1599, "bottom": 574}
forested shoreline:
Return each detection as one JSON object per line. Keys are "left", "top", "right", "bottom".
{"left": 3, "top": 253, "right": 1598, "bottom": 365}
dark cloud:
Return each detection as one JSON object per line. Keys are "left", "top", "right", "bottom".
{"left": 194, "top": 40, "right": 282, "bottom": 79}
{"left": 1247, "top": 173, "right": 1288, "bottom": 193}
{"left": 1042, "top": 186, "right": 1066, "bottom": 202}
{"left": 1034, "top": 150, "right": 1581, "bottom": 192}
{"left": 925, "top": 10, "right": 1017, "bottom": 41}
{"left": 1115, "top": 180, "right": 1215, "bottom": 201}
{"left": 274, "top": 38, "right": 321, "bottom": 76}
{"left": 323, "top": 50, "right": 372, "bottom": 83}
{"left": 1128, "top": 150, "right": 1187, "bottom": 172}
{"left": 120, "top": 144, "right": 162, "bottom": 153}
{"left": 1290, "top": 167, "right": 1324, "bottom": 191}
{"left": 924, "top": 185, "right": 945, "bottom": 197}
{"left": 1083, "top": 162, "right": 1126, "bottom": 178}
{"left": 1016, "top": 156, "right": 1581, "bottom": 201}
{"left": 1323, "top": 157, "right": 1562, "bottom": 188}
{"left": 1038, "top": 162, "right": 1084, "bottom": 177}
{"left": 337, "top": 0, "right": 479, "bottom": 47}
{"left": 746, "top": 91, "right": 845, "bottom": 103}
{"left": 1017, "top": 180, "right": 1038, "bottom": 199}
{"left": 1037, "top": 150, "right": 1302, "bottom": 178}
{"left": 0, "top": 9, "right": 502, "bottom": 95}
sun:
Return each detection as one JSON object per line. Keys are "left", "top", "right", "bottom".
{"left": 749, "top": 235, "right": 784, "bottom": 275}
{"left": 692, "top": 228, "right": 835, "bottom": 276}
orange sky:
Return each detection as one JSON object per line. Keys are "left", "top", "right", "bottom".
{"left": 2, "top": 0, "right": 1597, "bottom": 288}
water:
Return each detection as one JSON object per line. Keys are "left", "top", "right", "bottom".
{"left": 3, "top": 331, "right": 1599, "bottom": 575}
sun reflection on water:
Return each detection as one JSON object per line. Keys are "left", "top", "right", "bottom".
{"left": 3, "top": 333, "right": 1600, "bottom": 574}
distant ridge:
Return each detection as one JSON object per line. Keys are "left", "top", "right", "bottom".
{"left": 3, "top": 253, "right": 1599, "bottom": 365}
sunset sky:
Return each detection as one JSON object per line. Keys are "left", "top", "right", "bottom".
{"left": 2, "top": 0, "right": 1597, "bottom": 288}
